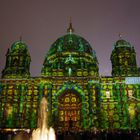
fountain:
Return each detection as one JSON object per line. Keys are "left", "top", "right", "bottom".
{"left": 13, "top": 131, "right": 30, "bottom": 140}
{"left": 30, "top": 97, "right": 56, "bottom": 140}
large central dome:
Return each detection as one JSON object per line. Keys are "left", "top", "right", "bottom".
{"left": 47, "top": 33, "right": 93, "bottom": 56}
{"left": 41, "top": 23, "right": 99, "bottom": 77}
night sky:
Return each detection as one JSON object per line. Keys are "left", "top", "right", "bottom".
{"left": 0, "top": 0, "right": 140, "bottom": 77}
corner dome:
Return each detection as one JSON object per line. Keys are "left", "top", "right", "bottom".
{"left": 1, "top": 39, "right": 31, "bottom": 79}
{"left": 114, "top": 39, "right": 132, "bottom": 48}
{"left": 111, "top": 36, "right": 139, "bottom": 77}
{"left": 10, "top": 40, "right": 28, "bottom": 53}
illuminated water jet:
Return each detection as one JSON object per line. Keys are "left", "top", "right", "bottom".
{"left": 30, "top": 97, "right": 56, "bottom": 140}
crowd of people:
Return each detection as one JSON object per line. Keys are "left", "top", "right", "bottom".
{"left": 56, "top": 130, "right": 140, "bottom": 140}
{"left": 0, "top": 129, "right": 140, "bottom": 140}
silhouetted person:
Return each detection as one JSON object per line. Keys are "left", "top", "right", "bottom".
{"left": 69, "top": 117, "right": 73, "bottom": 129}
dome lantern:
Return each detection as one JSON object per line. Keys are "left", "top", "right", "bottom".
{"left": 67, "top": 18, "right": 74, "bottom": 34}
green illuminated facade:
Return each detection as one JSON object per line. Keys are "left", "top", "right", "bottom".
{"left": 0, "top": 24, "right": 140, "bottom": 131}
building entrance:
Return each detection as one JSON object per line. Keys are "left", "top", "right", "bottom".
{"left": 58, "top": 90, "right": 82, "bottom": 129}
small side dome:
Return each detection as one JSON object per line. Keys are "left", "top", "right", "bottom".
{"left": 11, "top": 41, "right": 28, "bottom": 50}
{"left": 114, "top": 39, "right": 132, "bottom": 48}
{"left": 10, "top": 40, "right": 29, "bottom": 54}
{"left": 111, "top": 36, "right": 139, "bottom": 77}
{"left": 1, "top": 39, "right": 31, "bottom": 79}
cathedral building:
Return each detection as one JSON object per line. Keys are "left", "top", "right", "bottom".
{"left": 0, "top": 22, "right": 140, "bottom": 133}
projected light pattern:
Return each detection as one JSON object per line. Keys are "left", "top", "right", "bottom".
{"left": 0, "top": 23, "right": 140, "bottom": 132}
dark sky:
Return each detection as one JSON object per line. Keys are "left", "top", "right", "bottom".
{"left": 0, "top": 0, "right": 140, "bottom": 77}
